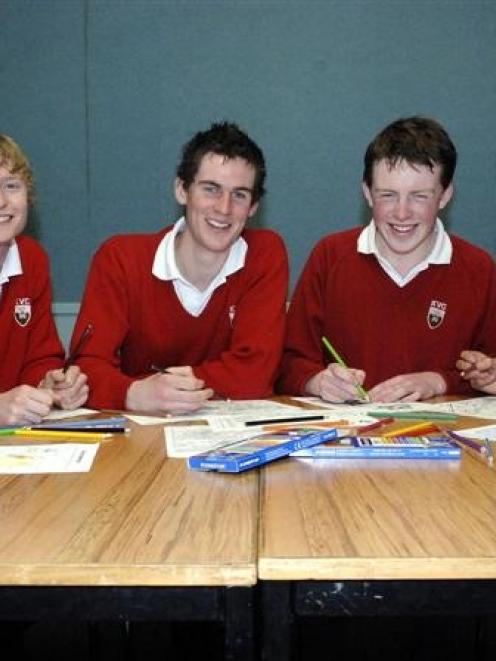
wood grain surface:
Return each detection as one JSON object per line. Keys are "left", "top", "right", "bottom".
{"left": 0, "top": 423, "right": 258, "bottom": 586}
{"left": 259, "top": 414, "right": 496, "bottom": 580}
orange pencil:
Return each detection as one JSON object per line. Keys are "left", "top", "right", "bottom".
{"left": 382, "top": 421, "right": 438, "bottom": 438}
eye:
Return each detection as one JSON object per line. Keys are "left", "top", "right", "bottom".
{"left": 232, "top": 190, "right": 251, "bottom": 202}
{"left": 3, "top": 180, "right": 24, "bottom": 192}
{"left": 201, "top": 183, "right": 219, "bottom": 195}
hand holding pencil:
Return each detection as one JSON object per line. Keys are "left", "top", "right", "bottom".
{"left": 39, "top": 323, "right": 93, "bottom": 410}
{"left": 305, "top": 336, "right": 368, "bottom": 404}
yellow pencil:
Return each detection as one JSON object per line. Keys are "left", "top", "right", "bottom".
{"left": 382, "top": 422, "right": 437, "bottom": 438}
{"left": 13, "top": 429, "right": 112, "bottom": 440}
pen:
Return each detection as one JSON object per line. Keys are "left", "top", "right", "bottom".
{"left": 321, "top": 336, "right": 369, "bottom": 401}
{"left": 64, "top": 323, "right": 93, "bottom": 372}
{"left": 382, "top": 421, "right": 438, "bottom": 438}
{"left": 28, "top": 426, "right": 129, "bottom": 434}
{"left": 245, "top": 414, "right": 326, "bottom": 427}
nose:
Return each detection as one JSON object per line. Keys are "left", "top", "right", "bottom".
{"left": 394, "top": 196, "right": 412, "bottom": 221}
{"left": 215, "top": 191, "right": 232, "bottom": 216}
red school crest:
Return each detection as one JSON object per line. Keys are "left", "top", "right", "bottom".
{"left": 14, "top": 298, "right": 32, "bottom": 327}
{"left": 426, "top": 299, "right": 446, "bottom": 329}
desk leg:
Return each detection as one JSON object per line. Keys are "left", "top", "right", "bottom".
{"left": 224, "top": 586, "right": 254, "bottom": 661}
{"left": 260, "top": 581, "right": 291, "bottom": 661}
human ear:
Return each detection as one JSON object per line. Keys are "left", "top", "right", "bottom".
{"left": 439, "top": 182, "right": 454, "bottom": 210}
{"left": 174, "top": 177, "right": 188, "bottom": 205}
{"left": 362, "top": 181, "right": 373, "bottom": 208}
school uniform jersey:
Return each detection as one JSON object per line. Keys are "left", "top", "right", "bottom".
{"left": 279, "top": 227, "right": 496, "bottom": 396}
{"left": 72, "top": 227, "right": 289, "bottom": 409}
{"left": 0, "top": 236, "right": 64, "bottom": 392}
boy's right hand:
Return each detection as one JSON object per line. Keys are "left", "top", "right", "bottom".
{"left": 125, "top": 366, "right": 214, "bottom": 414}
{"left": 0, "top": 385, "right": 54, "bottom": 425}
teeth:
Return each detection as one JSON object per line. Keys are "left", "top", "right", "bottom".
{"left": 391, "top": 224, "right": 414, "bottom": 233}
{"left": 0, "top": 214, "right": 13, "bottom": 223}
{"left": 207, "top": 218, "right": 229, "bottom": 229}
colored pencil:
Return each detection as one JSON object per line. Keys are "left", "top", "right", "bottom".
{"left": 12, "top": 429, "right": 111, "bottom": 440}
{"left": 368, "top": 410, "right": 458, "bottom": 421}
{"left": 356, "top": 417, "right": 395, "bottom": 433}
{"left": 321, "top": 336, "right": 369, "bottom": 401}
{"left": 382, "top": 422, "right": 438, "bottom": 438}
{"left": 64, "top": 323, "right": 93, "bottom": 372}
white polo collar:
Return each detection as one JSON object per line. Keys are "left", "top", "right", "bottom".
{"left": 0, "top": 240, "right": 22, "bottom": 286}
{"left": 152, "top": 217, "right": 247, "bottom": 285}
{"left": 357, "top": 218, "right": 452, "bottom": 286}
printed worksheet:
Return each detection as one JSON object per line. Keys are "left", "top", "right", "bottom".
{"left": 295, "top": 397, "right": 441, "bottom": 412}
{"left": 0, "top": 443, "right": 99, "bottom": 474}
{"left": 292, "top": 397, "right": 496, "bottom": 420}
{"left": 207, "top": 410, "right": 376, "bottom": 431}
{"left": 125, "top": 414, "right": 171, "bottom": 425}
{"left": 165, "top": 427, "right": 261, "bottom": 458}
{"left": 44, "top": 407, "right": 98, "bottom": 420}
{"left": 128, "top": 399, "right": 303, "bottom": 426}
{"left": 429, "top": 397, "right": 496, "bottom": 420}
{"left": 455, "top": 424, "right": 496, "bottom": 441}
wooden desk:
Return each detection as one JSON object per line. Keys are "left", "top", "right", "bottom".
{"left": 0, "top": 422, "right": 258, "bottom": 659}
{"left": 258, "top": 415, "right": 496, "bottom": 660}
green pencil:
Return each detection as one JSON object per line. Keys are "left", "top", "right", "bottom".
{"left": 321, "top": 336, "right": 369, "bottom": 401}
{"left": 367, "top": 410, "right": 458, "bottom": 421}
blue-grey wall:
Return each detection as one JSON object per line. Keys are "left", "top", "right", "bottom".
{"left": 2, "top": 0, "right": 495, "bottom": 302}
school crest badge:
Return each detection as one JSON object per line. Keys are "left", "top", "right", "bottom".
{"left": 427, "top": 299, "right": 446, "bottom": 329}
{"left": 14, "top": 298, "right": 32, "bottom": 327}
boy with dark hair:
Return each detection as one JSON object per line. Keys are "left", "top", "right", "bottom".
{"left": 279, "top": 116, "right": 495, "bottom": 402}
{"left": 0, "top": 134, "right": 88, "bottom": 424}
{"left": 72, "top": 122, "right": 288, "bottom": 413}
{"left": 177, "top": 121, "right": 266, "bottom": 202}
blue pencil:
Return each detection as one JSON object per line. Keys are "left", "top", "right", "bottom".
{"left": 30, "top": 416, "right": 127, "bottom": 429}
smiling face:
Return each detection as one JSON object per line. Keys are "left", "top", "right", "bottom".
{"left": 174, "top": 152, "right": 259, "bottom": 258}
{"left": 362, "top": 158, "right": 453, "bottom": 274}
{"left": 0, "top": 164, "right": 28, "bottom": 261}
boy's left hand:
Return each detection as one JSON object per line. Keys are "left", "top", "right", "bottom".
{"left": 40, "top": 365, "right": 89, "bottom": 409}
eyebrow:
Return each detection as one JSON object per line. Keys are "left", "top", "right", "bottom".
{"left": 373, "top": 186, "right": 437, "bottom": 194}
{"left": 197, "top": 179, "right": 254, "bottom": 194}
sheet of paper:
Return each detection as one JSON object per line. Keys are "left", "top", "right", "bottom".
{"left": 127, "top": 400, "right": 301, "bottom": 426}
{"left": 206, "top": 409, "right": 375, "bottom": 431}
{"left": 428, "top": 397, "right": 496, "bottom": 420}
{"left": 125, "top": 414, "right": 171, "bottom": 425}
{"left": 165, "top": 427, "right": 261, "bottom": 458}
{"left": 0, "top": 443, "right": 99, "bottom": 474}
{"left": 43, "top": 407, "right": 98, "bottom": 421}
{"left": 292, "top": 397, "right": 428, "bottom": 417}
{"left": 457, "top": 425, "right": 496, "bottom": 441}
{"left": 293, "top": 396, "right": 496, "bottom": 421}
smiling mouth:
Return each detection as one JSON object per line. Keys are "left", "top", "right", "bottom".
{"left": 206, "top": 218, "right": 231, "bottom": 230}
{"left": 0, "top": 214, "right": 14, "bottom": 224}
{"left": 390, "top": 223, "right": 416, "bottom": 234}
